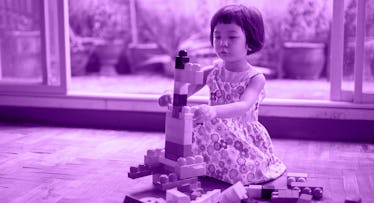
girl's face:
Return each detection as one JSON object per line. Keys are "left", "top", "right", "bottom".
{"left": 213, "top": 23, "right": 248, "bottom": 63}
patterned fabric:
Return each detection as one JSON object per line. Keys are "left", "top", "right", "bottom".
{"left": 191, "top": 61, "right": 286, "bottom": 185}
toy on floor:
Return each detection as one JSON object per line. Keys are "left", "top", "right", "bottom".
{"left": 287, "top": 172, "right": 308, "bottom": 187}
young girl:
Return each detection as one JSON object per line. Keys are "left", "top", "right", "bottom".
{"left": 191, "top": 4, "right": 285, "bottom": 185}
{"left": 160, "top": 4, "right": 286, "bottom": 185}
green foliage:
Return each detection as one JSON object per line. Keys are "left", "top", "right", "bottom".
{"left": 281, "top": 0, "right": 330, "bottom": 42}
{"left": 69, "top": 0, "right": 130, "bottom": 42}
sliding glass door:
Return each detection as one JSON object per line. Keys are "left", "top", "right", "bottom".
{"left": 331, "top": 0, "right": 374, "bottom": 103}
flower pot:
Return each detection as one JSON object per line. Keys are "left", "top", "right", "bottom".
{"left": 282, "top": 42, "right": 326, "bottom": 79}
{"left": 95, "top": 40, "right": 124, "bottom": 75}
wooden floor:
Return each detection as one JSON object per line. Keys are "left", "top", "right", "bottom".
{"left": 0, "top": 123, "right": 373, "bottom": 203}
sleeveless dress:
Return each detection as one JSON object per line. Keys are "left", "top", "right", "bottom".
{"left": 191, "top": 61, "right": 286, "bottom": 185}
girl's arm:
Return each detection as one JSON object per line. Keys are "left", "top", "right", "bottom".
{"left": 213, "top": 74, "right": 265, "bottom": 118}
{"left": 159, "top": 64, "right": 214, "bottom": 106}
{"left": 187, "top": 65, "right": 214, "bottom": 97}
{"left": 194, "top": 74, "right": 265, "bottom": 122}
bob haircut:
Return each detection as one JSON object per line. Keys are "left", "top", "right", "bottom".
{"left": 210, "top": 4, "right": 265, "bottom": 55}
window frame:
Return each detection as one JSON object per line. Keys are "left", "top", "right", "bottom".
{"left": 330, "top": 0, "right": 374, "bottom": 103}
{"left": 0, "top": 0, "right": 70, "bottom": 95}
{"left": 0, "top": 0, "right": 373, "bottom": 122}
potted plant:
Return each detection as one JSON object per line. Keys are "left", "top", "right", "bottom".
{"left": 127, "top": 0, "right": 212, "bottom": 76}
{"left": 69, "top": 0, "right": 131, "bottom": 75}
{"left": 280, "top": 0, "right": 331, "bottom": 79}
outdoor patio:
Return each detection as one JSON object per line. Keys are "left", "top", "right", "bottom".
{"left": 69, "top": 73, "right": 331, "bottom": 100}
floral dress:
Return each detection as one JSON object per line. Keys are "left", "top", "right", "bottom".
{"left": 191, "top": 61, "right": 286, "bottom": 185}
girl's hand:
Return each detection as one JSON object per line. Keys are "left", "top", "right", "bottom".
{"left": 193, "top": 104, "right": 217, "bottom": 123}
{"left": 158, "top": 94, "right": 172, "bottom": 106}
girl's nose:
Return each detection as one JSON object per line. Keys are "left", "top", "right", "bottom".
{"left": 219, "top": 39, "right": 228, "bottom": 47}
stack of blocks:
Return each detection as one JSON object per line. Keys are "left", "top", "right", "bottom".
{"left": 126, "top": 50, "right": 209, "bottom": 201}
{"left": 166, "top": 50, "right": 204, "bottom": 161}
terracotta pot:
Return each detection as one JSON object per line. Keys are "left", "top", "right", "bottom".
{"left": 94, "top": 40, "right": 124, "bottom": 75}
{"left": 282, "top": 42, "right": 326, "bottom": 79}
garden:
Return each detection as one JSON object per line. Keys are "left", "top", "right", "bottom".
{"left": 68, "top": 0, "right": 374, "bottom": 99}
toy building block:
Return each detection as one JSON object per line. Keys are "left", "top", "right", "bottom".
{"left": 290, "top": 181, "right": 323, "bottom": 200}
{"left": 192, "top": 189, "right": 221, "bottom": 203}
{"left": 171, "top": 50, "right": 190, "bottom": 118}
{"left": 246, "top": 184, "right": 278, "bottom": 199}
{"left": 270, "top": 189, "right": 299, "bottom": 203}
{"left": 296, "top": 193, "right": 313, "bottom": 203}
{"left": 165, "top": 103, "right": 194, "bottom": 161}
{"left": 123, "top": 195, "right": 144, "bottom": 203}
{"left": 345, "top": 197, "right": 362, "bottom": 203}
{"left": 144, "top": 148, "right": 164, "bottom": 168}
{"left": 166, "top": 188, "right": 190, "bottom": 203}
{"left": 153, "top": 173, "right": 199, "bottom": 191}
{"left": 164, "top": 141, "right": 193, "bottom": 162}
{"left": 166, "top": 187, "right": 220, "bottom": 203}
{"left": 165, "top": 111, "right": 193, "bottom": 146}
{"left": 128, "top": 164, "right": 153, "bottom": 179}
{"left": 177, "top": 182, "right": 201, "bottom": 193}
{"left": 175, "top": 50, "right": 190, "bottom": 70}
{"left": 176, "top": 155, "right": 206, "bottom": 179}
{"left": 343, "top": 173, "right": 362, "bottom": 203}
{"left": 287, "top": 172, "right": 308, "bottom": 187}
{"left": 219, "top": 181, "right": 248, "bottom": 203}
{"left": 158, "top": 155, "right": 178, "bottom": 172}
{"left": 139, "top": 197, "right": 166, "bottom": 203}
{"left": 174, "top": 63, "right": 204, "bottom": 85}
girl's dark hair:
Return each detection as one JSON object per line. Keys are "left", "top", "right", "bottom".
{"left": 210, "top": 4, "right": 265, "bottom": 55}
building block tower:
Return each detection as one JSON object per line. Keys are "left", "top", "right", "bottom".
{"left": 165, "top": 50, "right": 204, "bottom": 161}
{"left": 127, "top": 50, "right": 206, "bottom": 192}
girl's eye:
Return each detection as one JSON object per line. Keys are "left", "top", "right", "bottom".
{"left": 214, "top": 36, "right": 221, "bottom": 39}
{"left": 229, "top": 36, "right": 238, "bottom": 39}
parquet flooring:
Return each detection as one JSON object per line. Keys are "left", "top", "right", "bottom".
{"left": 0, "top": 123, "right": 373, "bottom": 203}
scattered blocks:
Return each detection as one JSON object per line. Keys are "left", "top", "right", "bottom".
{"left": 246, "top": 184, "right": 277, "bottom": 199}
{"left": 166, "top": 187, "right": 221, "bottom": 203}
{"left": 287, "top": 172, "right": 308, "bottom": 187}
{"left": 270, "top": 189, "right": 299, "bottom": 203}
{"left": 290, "top": 181, "right": 323, "bottom": 200}
{"left": 219, "top": 181, "right": 248, "bottom": 203}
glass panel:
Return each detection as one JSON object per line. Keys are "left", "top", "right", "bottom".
{"left": 363, "top": 0, "right": 374, "bottom": 94}
{"left": 45, "top": 0, "right": 63, "bottom": 86}
{"left": 68, "top": 0, "right": 332, "bottom": 100}
{"left": 342, "top": 0, "right": 356, "bottom": 93}
{"left": 0, "top": 0, "right": 43, "bottom": 84}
